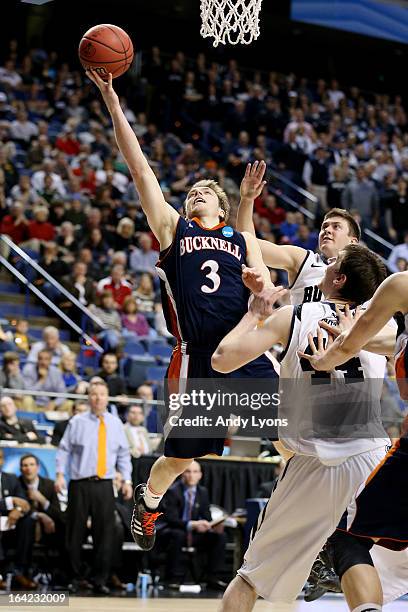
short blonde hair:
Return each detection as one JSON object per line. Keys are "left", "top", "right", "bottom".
{"left": 185, "top": 180, "right": 230, "bottom": 222}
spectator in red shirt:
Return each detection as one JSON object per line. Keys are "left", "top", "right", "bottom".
{"left": 97, "top": 264, "right": 132, "bottom": 309}
{"left": 26, "top": 206, "right": 55, "bottom": 250}
{"left": 55, "top": 126, "right": 80, "bottom": 157}
{"left": 255, "top": 194, "right": 286, "bottom": 227}
{"left": 72, "top": 157, "right": 96, "bottom": 196}
{"left": 0, "top": 201, "right": 28, "bottom": 244}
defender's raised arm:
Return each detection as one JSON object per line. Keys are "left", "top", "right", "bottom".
{"left": 237, "top": 162, "right": 311, "bottom": 282}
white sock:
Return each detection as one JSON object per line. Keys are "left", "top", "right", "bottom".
{"left": 143, "top": 481, "right": 164, "bottom": 510}
{"left": 352, "top": 604, "right": 382, "bottom": 612}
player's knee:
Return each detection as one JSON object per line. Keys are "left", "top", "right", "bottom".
{"left": 331, "top": 530, "right": 374, "bottom": 580}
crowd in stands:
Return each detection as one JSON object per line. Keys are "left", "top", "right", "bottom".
{"left": 0, "top": 39, "right": 406, "bottom": 401}
{"left": 0, "top": 38, "right": 407, "bottom": 589}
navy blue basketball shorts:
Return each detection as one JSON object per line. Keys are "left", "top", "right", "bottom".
{"left": 163, "top": 343, "right": 278, "bottom": 459}
{"left": 339, "top": 437, "right": 408, "bottom": 551}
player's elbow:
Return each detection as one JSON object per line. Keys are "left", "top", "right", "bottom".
{"left": 211, "top": 348, "right": 232, "bottom": 374}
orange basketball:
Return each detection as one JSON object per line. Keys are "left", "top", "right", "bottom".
{"left": 79, "top": 24, "right": 134, "bottom": 80}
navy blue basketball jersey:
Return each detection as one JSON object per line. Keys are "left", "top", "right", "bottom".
{"left": 156, "top": 217, "right": 250, "bottom": 350}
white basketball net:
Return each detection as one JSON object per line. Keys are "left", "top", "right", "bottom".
{"left": 200, "top": 0, "right": 263, "bottom": 47}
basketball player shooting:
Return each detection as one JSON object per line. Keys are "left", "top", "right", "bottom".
{"left": 212, "top": 244, "right": 392, "bottom": 612}
{"left": 86, "top": 69, "right": 285, "bottom": 551}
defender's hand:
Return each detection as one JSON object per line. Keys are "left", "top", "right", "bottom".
{"left": 249, "top": 285, "right": 287, "bottom": 320}
{"left": 240, "top": 161, "right": 267, "bottom": 201}
{"left": 319, "top": 304, "right": 362, "bottom": 338}
{"left": 297, "top": 328, "right": 333, "bottom": 370}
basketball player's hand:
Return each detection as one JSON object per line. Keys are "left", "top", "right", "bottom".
{"left": 297, "top": 327, "right": 333, "bottom": 370}
{"left": 242, "top": 265, "right": 265, "bottom": 294}
{"left": 240, "top": 161, "right": 267, "bottom": 201}
{"left": 319, "top": 304, "right": 362, "bottom": 338}
{"left": 85, "top": 69, "right": 119, "bottom": 112}
{"left": 249, "top": 285, "right": 287, "bottom": 320}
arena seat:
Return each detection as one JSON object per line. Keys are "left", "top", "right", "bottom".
{"left": 123, "top": 339, "right": 146, "bottom": 356}
{"left": 145, "top": 338, "right": 171, "bottom": 352}
{"left": 151, "top": 344, "right": 172, "bottom": 363}
{"left": 123, "top": 355, "right": 156, "bottom": 388}
{"left": 0, "top": 281, "right": 20, "bottom": 293}
{"left": 0, "top": 303, "right": 46, "bottom": 317}
{"left": 146, "top": 365, "right": 167, "bottom": 383}
{"left": 28, "top": 328, "right": 70, "bottom": 341}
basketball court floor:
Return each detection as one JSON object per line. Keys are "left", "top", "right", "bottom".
{"left": 8, "top": 595, "right": 408, "bottom": 611}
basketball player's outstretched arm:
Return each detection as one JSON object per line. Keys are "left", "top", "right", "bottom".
{"left": 86, "top": 71, "right": 179, "bottom": 249}
{"left": 242, "top": 232, "right": 279, "bottom": 289}
{"left": 300, "top": 272, "right": 408, "bottom": 371}
{"left": 237, "top": 163, "right": 307, "bottom": 283}
{"left": 212, "top": 302, "right": 292, "bottom": 373}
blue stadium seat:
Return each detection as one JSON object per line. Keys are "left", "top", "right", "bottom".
{"left": 146, "top": 365, "right": 167, "bottom": 383}
{"left": 0, "top": 282, "right": 20, "bottom": 293}
{"left": 28, "top": 329, "right": 44, "bottom": 339}
{"left": 123, "top": 340, "right": 145, "bottom": 356}
{"left": 145, "top": 338, "right": 171, "bottom": 352}
{"left": 77, "top": 350, "right": 100, "bottom": 372}
{"left": 16, "top": 410, "right": 48, "bottom": 424}
{"left": 123, "top": 355, "right": 155, "bottom": 389}
{"left": 151, "top": 344, "right": 173, "bottom": 363}
{"left": 0, "top": 304, "right": 46, "bottom": 317}
{"left": 28, "top": 328, "right": 70, "bottom": 341}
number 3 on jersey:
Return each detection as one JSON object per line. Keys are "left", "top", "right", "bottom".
{"left": 201, "top": 259, "right": 221, "bottom": 294}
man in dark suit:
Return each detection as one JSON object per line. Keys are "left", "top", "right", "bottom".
{"left": 51, "top": 400, "right": 89, "bottom": 447}
{"left": 0, "top": 396, "right": 45, "bottom": 444}
{"left": 0, "top": 448, "right": 35, "bottom": 589}
{"left": 18, "top": 454, "right": 66, "bottom": 582}
{"left": 109, "top": 472, "right": 134, "bottom": 590}
{"left": 159, "top": 460, "right": 227, "bottom": 589}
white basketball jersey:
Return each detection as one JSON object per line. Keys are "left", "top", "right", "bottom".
{"left": 289, "top": 250, "right": 326, "bottom": 305}
{"left": 279, "top": 301, "right": 388, "bottom": 464}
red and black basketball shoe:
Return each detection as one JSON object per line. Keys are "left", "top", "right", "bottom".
{"left": 131, "top": 484, "right": 163, "bottom": 551}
